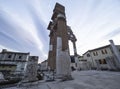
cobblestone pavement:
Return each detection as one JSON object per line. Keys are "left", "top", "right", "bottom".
{"left": 4, "top": 70, "right": 120, "bottom": 89}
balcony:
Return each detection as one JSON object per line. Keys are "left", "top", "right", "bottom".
{"left": 0, "top": 61, "right": 16, "bottom": 65}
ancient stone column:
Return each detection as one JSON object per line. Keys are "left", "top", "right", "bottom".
{"left": 47, "top": 22, "right": 57, "bottom": 71}
{"left": 24, "top": 56, "right": 38, "bottom": 82}
{"left": 105, "top": 57, "right": 116, "bottom": 70}
{"left": 67, "top": 26, "right": 79, "bottom": 70}
{"left": 109, "top": 40, "right": 120, "bottom": 69}
{"left": 73, "top": 42, "right": 77, "bottom": 56}
{"left": 55, "top": 3, "right": 72, "bottom": 80}
{"left": 67, "top": 26, "right": 77, "bottom": 56}
{"left": 47, "top": 32, "right": 53, "bottom": 70}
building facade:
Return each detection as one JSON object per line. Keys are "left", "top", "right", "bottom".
{"left": 0, "top": 49, "right": 29, "bottom": 75}
{"left": 83, "top": 45, "right": 120, "bottom": 70}
{"left": 40, "top": 60, "right": 48, "bottom": 71}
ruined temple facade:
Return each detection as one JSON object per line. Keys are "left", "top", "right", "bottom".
{"left": 47, "top": 3, "right": 72, "bottom": 79}
{"left": 47, "top": 3, "right": 79, "bottom": 72}
{"left": 47, "top": 3, "right": 67, "bottom": 70}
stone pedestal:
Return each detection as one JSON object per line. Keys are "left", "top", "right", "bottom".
{"left": 55, "top": 13, "right": 72, "bottom": 80}
{"left": 24, "top": 56, "right": 38, "bottom": 82}
{"left": 56, "top": 37, "right": 71, "bottom": 80}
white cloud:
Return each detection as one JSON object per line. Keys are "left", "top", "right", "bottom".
{"left": 0, "top": 0, "right": 120, "bottom": 62}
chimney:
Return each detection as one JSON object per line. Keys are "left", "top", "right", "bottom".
{"left": 2, "top": 49, "right": 7, "bottom": 53}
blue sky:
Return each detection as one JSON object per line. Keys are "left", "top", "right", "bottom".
{"left": 0, "top": 0, "right": 120, "bottom": 63}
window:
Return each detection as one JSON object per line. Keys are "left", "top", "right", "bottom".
{"left": 19, "top": 56, "right": 22, "bottom": 59}
{"left": 99, "top": 59, "right": 107, "bottom": 64}
{"left": 93, "top": 52, "right": 96, "bottom": 56}
{"left": 105, "top": 49, "right": 107, "bottom": 54}
{"left": 96, "top": 52, "right": 98, "bottom": 56}
{"left": 87, "top": 54, "right": 90, "bottom": 57}
{"left": 101, "top": 49, "right": 107, "bottom": 54}
{"left": 101, "top": 50, "right": 105, "bottom": 54}
{"left": 102, "top": 59, "right": 107, "bottom": 64}
{"left": 93, "top": 52, "right": 98, "bottom": 56}
{"left": 8, "top": 55, "right": 12, "bottom": 58}
{"left": 99, "top": 60, "right": 102, "bottom": 64}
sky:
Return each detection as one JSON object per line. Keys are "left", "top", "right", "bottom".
{"left": 0, "top": 0, "right": 120, "bottom": 63}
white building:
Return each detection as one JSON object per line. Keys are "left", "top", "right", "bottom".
{"left": 0, "top": 49, "right": 29, "bottom": 74}
{"left": 40, "top": 60, "right": 48, "bottom": 71}
{"left": 78, "top": 57, "right": 91, "bottom": 70}
{"left": 83, "top": 45, "right": 120, "bottom": 70}
{"left": 70, "top": 55, "right": 91, "bottom": 71}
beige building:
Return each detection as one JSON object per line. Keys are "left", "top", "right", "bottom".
{"left": 0, "top": 49, "right": 29, "bottom": 75}
{"left": 83, "top": 45, "right": 120, "bottom": 70}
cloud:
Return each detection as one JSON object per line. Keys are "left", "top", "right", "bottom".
{"left": 0, "top": 0, "right": 120, "bottom": 61}
{"left": 25, "top": 2, "right": 49, "bottom": 51}
{"left": 0, "top": 7, "right": 48, "bottom": 62}
{"left": 103, "top": 28, "right": 120, "bottom": 39}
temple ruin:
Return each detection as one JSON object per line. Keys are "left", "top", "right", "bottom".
{"left": 47, "top": 3, "right": 78, "bottom": 80}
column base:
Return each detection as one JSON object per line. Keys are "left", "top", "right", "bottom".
{"left": 56, "top": 74, "right": 73, "bottom": 81}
